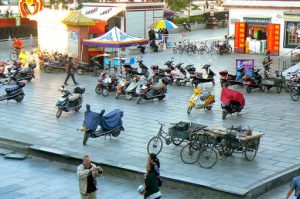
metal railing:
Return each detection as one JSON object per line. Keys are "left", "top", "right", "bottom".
{"left": 265, "top": 45, "right": 300, "bottom": 71}
{"left": 159, "top": 33, "right": 224, "bottom": 48}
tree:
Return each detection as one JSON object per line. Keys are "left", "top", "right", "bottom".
{"left": 168, "top": 0, "right": 193, "bottom": 13}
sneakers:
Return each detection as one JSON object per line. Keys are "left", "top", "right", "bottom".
{"left": 74, "top": 82, "right": 79, "bottom": 85}
{"left": 64, "top": 83, "right": 68, "bottom": 85}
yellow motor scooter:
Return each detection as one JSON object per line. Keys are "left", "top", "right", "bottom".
{"left": 187, "top": 88, "right": 215, "bottom": 114}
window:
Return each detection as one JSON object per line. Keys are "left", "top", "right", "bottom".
{"left": 284, "top": 21, "right": 300, "bottom": 48}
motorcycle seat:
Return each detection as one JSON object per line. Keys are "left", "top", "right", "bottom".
{"left": 5, "top": 85, "right": 19, "bottom": 92}
{"left": 153, "top": 83, "right": 165, "bottom": 91}
{"left": 78, "top": 62, "right": 88, "bottom": 65}
{"left": 68, "top": 93, "right": 81, "bottom": 101}
{"left": 21, "top": 67, "right": 31, "bottom": 74}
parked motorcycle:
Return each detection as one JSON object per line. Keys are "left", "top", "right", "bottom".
{"left": 243, "top": 69, "right": 264, "bottom": 93}
{"left": 186, "top": 64, "right": 215, "bottom": 87}
{"left": 95, "top": 72, "right": 118, "bottom": 96}
{"left": 0, "top": 80, "right": 26, "bottom": 102}
{"left": 219, "top": 67, "right": 245, "bottom": 87}
{"left": 44, "top": 55, "right": 67, "bottom": 73}
{"left": 187, "top": 88, "right": 215, "bottom": 114}
{"left": 216, "top": 36, "right": 232, "bottom": 55}
{"left": 137, "top": 59, "right": 150, "bottom": 79}
{"left": 55, "top": 86, "right": 85, "bottom": 118}
{"left": 5, "top": 62, "right": 36, "bottom": 82}
{"left": 221, "top": 87, "right": 245, "bottom": 119}
{"left": 77, "top": 55, "right": 103, "bottom": 75}
{"left": 137, "top": 77, "right": 170, "bottom": 104}
{"left": 124, "top": 75, "right": 141, "bottom": 100}
{"left": 173, "top": 62, "right": 190, "bottom": 86}
{"left": 80, "top": 104, "right": 124, "bottom": 145}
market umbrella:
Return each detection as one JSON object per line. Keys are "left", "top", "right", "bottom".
{"left": 149, "top": 19, "right": 178, "bottom": 29}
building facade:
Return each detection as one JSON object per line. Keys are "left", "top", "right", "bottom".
{"left": 224, "top": 0, "right": 300, "bottom": 55}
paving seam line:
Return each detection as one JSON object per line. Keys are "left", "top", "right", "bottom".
{"left": 0, "top": 135, "right": 297, "bottom": 199}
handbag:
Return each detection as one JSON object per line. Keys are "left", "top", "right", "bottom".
{"left": 137, "top": 184, "right": 145, "bottom": 195}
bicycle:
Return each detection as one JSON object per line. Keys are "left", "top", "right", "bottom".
{"left": 147, "top": 121, "right": 207, "bottom": 155}
{"left": 180, "top": 131, "right": 218, "bottom": 169}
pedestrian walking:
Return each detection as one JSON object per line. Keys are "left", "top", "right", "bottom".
{"left": 148, "top": 153, "right": 162, "bottom": 187}
{"left": 77, "top": 155, "right": 103, "bottom": 199}
{"left": 64, "top": 56, "right": 78, "bottom": 85}
{"left": 144, "top": 162, "right": 161, "bottom": 199}
{"left": 163, "top": 29, "right": 169, "bottom": 47}
{"left": 286, "top": 176, "right": 300, "bottom": 199}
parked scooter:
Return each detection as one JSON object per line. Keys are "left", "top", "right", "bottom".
{"left": 55, "top": 86, "right": 85, "bottom": 118}
{"left": 173, "top": 62, "right": 190, "bottom": 86}
{"left": 221, "top": 87, "right": 245, "bottom": 119}
{"left": 95, "top": 72, "right": 118, "bottom": 96}
{"left": 8, "top": 62, "right": 37, "bottom": 82}
{"left": 137, "top": 59, "right": 150, "bottom": 79}
{"left": 44, "top": 55, "right": 67, "bottom": 73}
{"left": 185, "top": 64, "right": 215, "bottom": 87}
{"left": 219, "top": 67, "right": 245, "bottom": 87}
{"left": 137, "top": 77, "right": 170, "bottom": 104}
{"left": 187, "top": 88, "right": 215, "bottom": 114}
{"left": 80, "top": 104, "right": 124, "bottom": 145}
{"left": 216, "top": 36, "right": 232, "bottom": 55}
{"left": 77, "top": 55, "right": 103, "bottom": 75}
{"left": 0, "top": 80, "right": 26, "bottom": 102}
{"left": 243, "top": 69, "right": 263, "bottom": 93}
{"left": 124, "top": 75, "right": 141, "bottom": 100}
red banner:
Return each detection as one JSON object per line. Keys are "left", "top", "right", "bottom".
{"left": 267, "top": 24, "right": 280, "bottom": 56}
{"left": 234, "top": 22, "right": 246, "bottom": 53}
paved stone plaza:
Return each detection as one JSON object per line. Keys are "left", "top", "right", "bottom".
{"left": 1, "top": 29, "right": 300, "bottom": 198}
{"left": 0, "top": 156, "right": 290, "bottom": 199}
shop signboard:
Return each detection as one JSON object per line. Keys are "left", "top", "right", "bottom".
{"left": 236, "top": 59, "right": 254, "bottom": 73}
{"left": 234, "top": 22, "right": 246, "bottom": 53}
{"left": 267, "top": 24, "right": 280, "bottom": 56}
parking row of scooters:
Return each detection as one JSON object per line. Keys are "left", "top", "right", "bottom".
{"left": 94, "top": 58, "right": 216, "bottom": 103}
{"left": 219, "top": 65, "right": 286, "bottom": 94}
{"left": 0, "top": 60, "right": 36, "bottom": 103}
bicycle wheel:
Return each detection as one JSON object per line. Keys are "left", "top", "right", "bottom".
{"left": 180, "top": 144, "right": 200, "bottom": 164}
{"left": 197, "top": 147, "right": 218, "bottom": 169}
{"left": 147, "top": 136, "right": 163, "bottom": 155}
{"left": 244, "top": 140, "right": 258, "bottom": 161}
{"left": 10, "top": 52, "right": 18, "bottom": 61}
{"left": 290, "top": 88, "right": 300, "bottom": 101}
{"left": 171, "top": 137, "right": 184, "bottom": 146}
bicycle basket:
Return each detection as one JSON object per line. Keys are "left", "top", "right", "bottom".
{"left": 174, "top": 121, "right": 189, "bottom": 131}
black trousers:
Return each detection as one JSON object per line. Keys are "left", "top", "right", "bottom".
{"left": 64, "top": 73, "right": 76, "bottom": 84}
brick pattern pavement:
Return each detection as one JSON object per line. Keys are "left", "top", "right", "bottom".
{"left": 0, "top": 29, "right": 300, "bottom": 195}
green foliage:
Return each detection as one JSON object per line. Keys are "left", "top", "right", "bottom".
{"left": 169, "top": 0, "right": 192, "bottom": 12}
{"left": 173, "top": 15, "right": 206, "bottom": 25}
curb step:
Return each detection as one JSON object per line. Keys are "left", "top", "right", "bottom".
{"left": 0, "top": 136, "right": 299, "bottom": 199}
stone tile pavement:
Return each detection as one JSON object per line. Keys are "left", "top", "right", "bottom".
{"left": 0, "top": 28, "right": 300, "bottom": 196}
{"left": 0, "top": 156, "right": 197, "bottom": 199}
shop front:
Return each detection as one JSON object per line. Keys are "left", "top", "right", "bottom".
{"left": 234, "top": 17, "right": 280, "bottom": 56}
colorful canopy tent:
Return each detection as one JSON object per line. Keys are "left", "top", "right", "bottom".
{"left": 82, "top": 26, "right": 148, "bottom": 48}
{"left": 62, "top": 11, "right": 96, "bottom": 26}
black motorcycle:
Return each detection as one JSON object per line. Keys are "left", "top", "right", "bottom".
{"left": 55, "top": 86, "right": 85, "bottom": 118}
{"left": 137, "top": 59, "right": 150, "bottom": 79}
{"left": 44, "top": 55, "right": 68, "bottom": 73}
{"left": 0, "top": 80, "right": 25, "bottom": 102}
{"left": 76, "top": 56, "right": 103, "bottom": 75}
{"left": 7, "top": 62, "right": 36, "bottom": 82}
{"left": 80, "top": 104, "right": 124, "bottom": 145}
{"left": 186, "top": 64, "right": 215, "bottom": 87}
